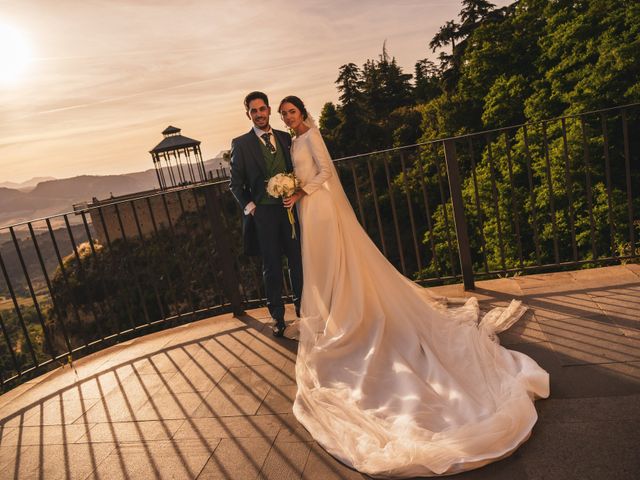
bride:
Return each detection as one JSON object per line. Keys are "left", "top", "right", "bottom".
{"left": 277, "top": 95, "right": 549, "bottom": 478}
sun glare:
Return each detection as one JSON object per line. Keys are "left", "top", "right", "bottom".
{"left": 0, "top": 22, "right": 32, "bottom": 86}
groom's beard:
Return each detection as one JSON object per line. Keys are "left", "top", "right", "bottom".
{"left": 253, "top": 115, "right": 269, "bottom": 128}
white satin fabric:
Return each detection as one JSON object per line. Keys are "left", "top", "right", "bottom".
{"left": 288, "top": 127, "right": 550, "bottom": 478}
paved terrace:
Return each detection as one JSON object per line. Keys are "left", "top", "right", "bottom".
{"left": 0, "top": 265, "right": 638, "bottom": 480}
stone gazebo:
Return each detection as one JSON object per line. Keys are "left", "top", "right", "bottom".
{"left": 150, "top": 126, "right": 207, "bottom": 190}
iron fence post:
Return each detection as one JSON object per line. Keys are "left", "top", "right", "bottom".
{"left": 443, "top": 139, "right": 475, "bottom": 290}
{"left": 203, "top": 184, "right": 245, "bottom": 316}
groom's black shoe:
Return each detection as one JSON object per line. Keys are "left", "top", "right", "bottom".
{"left": 272, "top": 320, "right": 286, "bottom": 338}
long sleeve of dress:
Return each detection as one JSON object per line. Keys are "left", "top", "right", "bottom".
{"left": 301, "top": 129, "right": 333, "bottom": 196}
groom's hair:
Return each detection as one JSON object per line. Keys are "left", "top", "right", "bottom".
{"left": 244, "top": 91, "right": 269, "bottom": 110}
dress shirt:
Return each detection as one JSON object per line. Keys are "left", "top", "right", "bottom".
{"left": 253, "top": 125, "right": 277, "bottom": 152}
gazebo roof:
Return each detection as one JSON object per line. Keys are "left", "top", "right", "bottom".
{"left": 162, "top": 125, "right": 182, "bottom": 135}
{"left": 150, "top": 126, "right": 201, "bottom": 154}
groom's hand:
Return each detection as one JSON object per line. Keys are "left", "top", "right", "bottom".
{"left": 244, "top": 202, "right": 257, "bottom": 216}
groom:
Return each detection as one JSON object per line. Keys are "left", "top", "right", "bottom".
{"left": 229, "top": 91, "right": 303, "bottom": 337}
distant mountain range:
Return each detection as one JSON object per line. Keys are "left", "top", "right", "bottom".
{"left": 0, "top": 155, "right": 229, "bottom": 228}
{"left": 0, "top": 177, "right": 57, "bottom": 191}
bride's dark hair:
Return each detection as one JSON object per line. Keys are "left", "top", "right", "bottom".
{"left": 278, "top": 95, "right": 308, "bottom": 120}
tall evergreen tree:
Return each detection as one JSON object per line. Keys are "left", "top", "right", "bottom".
{"left": 429, "top": 20, "right": 461, "bottom": 56}
{"left": 335, "top": 63, "right": 368, "bottom": 154}
{"left": 362, "top": 43, "right": 413, "bottom": 119}
{"left": 336, "top": 63, "right": 362, "bottom": 108}
{"left": 319, "top": 102, "right": 341, "bottom": 154}
{"left": 429, "top": 19, "right": 463, "bottom": 91}
{"left": 414, "top": 59, "right": 441, "bottom": 103}
{"left": 319, "top": 102, "right": 340, "bottom": 133}
{"left": 459, "top": 0, "right": 495, "bottom": 33}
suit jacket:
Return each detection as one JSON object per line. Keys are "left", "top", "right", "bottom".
{"left": 229, "top": 128, "right": 294, "bottom": 255}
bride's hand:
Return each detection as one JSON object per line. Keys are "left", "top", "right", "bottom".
{"left": 284, "top": 190, "right": 305, "bottom": 208}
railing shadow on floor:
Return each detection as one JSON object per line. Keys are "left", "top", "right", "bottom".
{"left": 478, "top": 280, "right": 640, "bottom": 390}
{"left": 0, "top": 313, "right": 367, "bottom": 479}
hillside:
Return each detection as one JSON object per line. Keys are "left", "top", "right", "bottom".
{"left": 0, "top": 173, "right": 157, "bottom": 226}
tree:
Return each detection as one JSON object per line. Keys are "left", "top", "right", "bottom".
{"left": 334, "top": 63, "right": 367, "bottom": 155}
{"left": 459, "top": 0, "right": 496, "bottom": 34}
{"left": 319, "top": 102, "right": 341, "bottom": 154}
{"left": 362, "top": 43, "right": 413, "bottom": 119}
{"left": 319, "top": 102, "right": 340, "bottom": 133}
{"left": 481, "top": 74, "right": 529, "bottom": 128}
{"left": 414, "top": 59, "right": 441, "bottom": 104}
{"left": 336, "top": 63, "right": 362, "bottom": 107}
{"left": 429, "top": 20, "right": 461, "bottom": 56}
{"left": 525, "top": 0, "right": 640, "bottom": 117}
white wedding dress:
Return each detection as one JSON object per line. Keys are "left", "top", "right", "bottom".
{"left": 288, "top": 125, "right": 549, "bottom": 478}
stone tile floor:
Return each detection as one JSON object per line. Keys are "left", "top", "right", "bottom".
{"left": 0, "top": 265, "right": 638, "bottom": 479}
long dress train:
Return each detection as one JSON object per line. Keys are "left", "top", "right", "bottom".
{"left": 288, "top": 126, "right": 549, "bottom": 478}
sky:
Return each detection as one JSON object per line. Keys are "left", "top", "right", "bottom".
{"left": 0, "top": 0, "right": 511, "bottom": 184}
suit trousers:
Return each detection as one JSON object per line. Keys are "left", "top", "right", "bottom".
{"left": 252, "top": 204, "right": 303, "bottom": 322}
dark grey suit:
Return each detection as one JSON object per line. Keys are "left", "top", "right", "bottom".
{"left": 229, "top": 128, "right": 303, "bottom": 322}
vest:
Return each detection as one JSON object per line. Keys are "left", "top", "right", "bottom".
{"left": 258, "top": 136, "right": 288, "bottom": 205}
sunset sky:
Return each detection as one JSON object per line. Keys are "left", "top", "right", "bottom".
{"left": 1, "top": 0, "right": 510, "bottom": 184}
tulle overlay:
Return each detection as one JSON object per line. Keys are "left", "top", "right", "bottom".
{"left": 287, "top": 128, "right": 549, "bottom": 478}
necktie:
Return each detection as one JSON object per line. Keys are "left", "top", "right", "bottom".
{"left": 261, "top": 132, "right": 276, "bottom": 154}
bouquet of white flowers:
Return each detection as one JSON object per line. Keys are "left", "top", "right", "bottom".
{"left": 266, "top": 172, "right": 300, "bottom": 238}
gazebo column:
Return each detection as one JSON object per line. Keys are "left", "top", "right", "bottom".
{"left": 175, "top": 150, "right": 187, "bottom": 185}
{"left": 195, "top": 146, "right": 206, "bottom": 182}
{"left": 153, "top": 154, "right": 165, "bottom": 190}
{"left": 164, "top": 152, "right": 177, "bottom": 187}
{"left": 184, "top": 148, "right": 196, "bottom": 183}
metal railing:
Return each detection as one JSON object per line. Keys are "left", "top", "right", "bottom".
{"left": 0, "top": 103, "right": 638, "bottom": 389}
{"left": 0, "top": 183, "right": 244, "bottom": 388}
{"left": 331, "top": 102, "right": 640, "bottom": 289}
